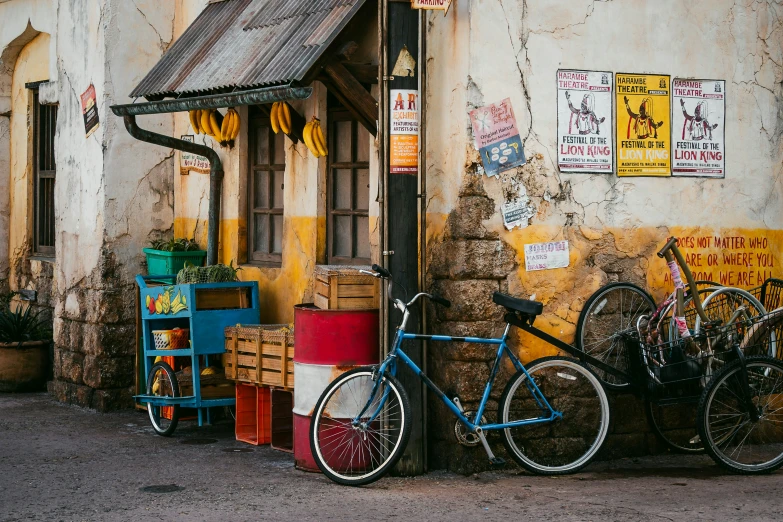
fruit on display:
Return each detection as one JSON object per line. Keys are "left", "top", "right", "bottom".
{"left": 200, "top": 366, "right": 218, "bottom": 376}
{"left": 188, "top": 110, "right": 201, "bottom": 134}
{"left": 200, "top": 109, "right": 213, "bottom": 137}
{"left": 303, "top": 117, "right": 328, "bottom": 158}
{"left": 270, "top": 101, "right": 292, "bottom": 135}
{"left": 220, "top": 108, "right": 240, "bottom": 146}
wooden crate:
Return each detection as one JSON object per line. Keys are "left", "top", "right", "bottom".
{"left": 313, "top": 265, "right": 379, "bottom": 310}
{"left": 224, "top": 325, "right": 294, "bottom": 389}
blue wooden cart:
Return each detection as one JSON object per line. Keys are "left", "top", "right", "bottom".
{"left": 135, "top": 274, "right": 260, "bottom": 436}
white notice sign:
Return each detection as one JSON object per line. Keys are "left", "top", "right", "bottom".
{"left": 557, "top": 70, "right": 613, "bottom": 173}
{"left": 524, "top": 241, "right": 570, "bottom": 271}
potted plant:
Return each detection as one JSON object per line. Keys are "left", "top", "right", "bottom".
{"left": 0, "top": 290, "right": 52, "bottom": 392}
{"left": 143, "top": 238, "right": 207, "bottom": 276}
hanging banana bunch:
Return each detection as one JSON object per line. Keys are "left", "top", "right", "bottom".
{"left": 270, "top": 101, "right": 292, "bottom": 135}
{"left": 220, "top": 107, "right": 241, "bottom": 146}
{"left": 187, "top": 108, "right": 240, "bottom": 147}
{"left": 303, "top": 116, "right": 328, "bottom": 158}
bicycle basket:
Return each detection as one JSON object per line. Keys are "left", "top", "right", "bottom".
{"left": 759, "top": 279, "right": 783, "bottom": 312}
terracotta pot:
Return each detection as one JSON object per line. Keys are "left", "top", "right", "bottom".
{"left": 0, "top": 341, "right": 50, "bottom": 392}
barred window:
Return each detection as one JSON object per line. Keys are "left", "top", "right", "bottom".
{"left": 32, "top": 89, "right": 57, "bottom": 256}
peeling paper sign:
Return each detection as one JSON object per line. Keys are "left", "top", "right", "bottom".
{"left": 469, "top": 98, "right": 526, "bottom": 177}
{"left": 524, "top": 241, "right": 570, "bottom": 271}
{"left": 179, "top": 135, "right": 210, "bottom": 175}
{"left": 390, "top": 89, "right": 420, "bottom": 175}
{"left": 616, "top": 73, "right": 671, "bottom": 177}
{"left": 671, "top": 79, "right": 726, "bottom": 178}
{"left": 502, "top": 191, "right": 535, "bottom": 230}
{"left": 557, "top": 70, "right": 613, "bottom": 173}
{"left": 80, "top": 84, "right": 99, "bottom": 138}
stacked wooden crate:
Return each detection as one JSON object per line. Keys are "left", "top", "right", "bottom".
{"left": 313, "top": 265, "right": 380, "bottom": 310}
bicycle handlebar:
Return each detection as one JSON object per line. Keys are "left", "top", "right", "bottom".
{"left": 657, "top": 237, "right": 679, "bottom": 258}
{"left": 371, "top": 264, "right": 391, "bottom": 278}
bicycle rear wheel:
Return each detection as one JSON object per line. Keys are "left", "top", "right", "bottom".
{"left": 499, "top": 356, "right": 610, "bottom": 475}
{"left": 310, "top": 367, "right": 410, "bottom": 486}
{"left": 576, "top": 282, "right": 656, "bottom": 390}
{"left": 697, "top": 356, "right": 783, "bottom": 474}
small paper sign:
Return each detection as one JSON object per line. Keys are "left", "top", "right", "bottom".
{"left": 501, "top": 198, "right": 534, "bottom": 230}
{"left": 411, "top": 0, "right": 452, "bottom": 12}
{"left": 179, "top": 135, "right": 210, "bottom": 175}
{"left": 524, "top": 241, "right": 570, "bottom": 271}
{"left": 80, "top": 84, "right": 99, "bottom": 138}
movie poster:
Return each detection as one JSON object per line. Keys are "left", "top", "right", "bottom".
{"left": 671, "top": 79, "right": 726, "bottom": 178}
{"left": 557, "top": 70, "right": 613, "bottom": 173}
{"left": 616, "top": 73, "right": 671, "bottom": 177}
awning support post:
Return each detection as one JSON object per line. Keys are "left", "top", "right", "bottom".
{"left": 122, "top": 115, "right": 223, "bottom": 265}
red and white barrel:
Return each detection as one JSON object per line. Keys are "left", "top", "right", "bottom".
{"left": 293, "top": 304, "right": 379, "bottom": 472}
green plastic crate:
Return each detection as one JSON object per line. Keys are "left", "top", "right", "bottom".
{"left": 143, "top": 248, "right": 207, "bottom": 276}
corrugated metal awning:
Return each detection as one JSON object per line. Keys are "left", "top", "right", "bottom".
{"left": 130, "top": 0, "right": 367, "bottom": 100}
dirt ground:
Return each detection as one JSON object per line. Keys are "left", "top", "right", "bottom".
{"left": 1, "top": 393, "right": 782, "bottom": 521}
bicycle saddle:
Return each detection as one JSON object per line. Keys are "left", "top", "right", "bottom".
{"left": 492, "top": 292, "right": 543, "bottom": 316}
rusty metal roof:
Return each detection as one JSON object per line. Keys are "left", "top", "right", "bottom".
{"left": 130, "top": 0, "right": 366, "bottom": 99}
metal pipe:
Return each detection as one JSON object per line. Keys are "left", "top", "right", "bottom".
{"left": 122, "top": 115, "right": 223, "bottom": 265}
{"left": 111, "top": 84, "right": 312, "bottom": 116}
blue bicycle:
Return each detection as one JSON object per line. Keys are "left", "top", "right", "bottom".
{"left": 310, "top": 265, "right": 610, "bottom": 486}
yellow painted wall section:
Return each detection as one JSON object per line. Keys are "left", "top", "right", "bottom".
{"left": 9, "top": 33, "right": 50, "bottom": 286}
{"left": 427, "top": 215, "right": 783, "bottom": 363}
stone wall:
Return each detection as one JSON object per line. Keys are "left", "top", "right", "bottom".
{"left": 423, "top": 0, "right": 783, "bottom": 472}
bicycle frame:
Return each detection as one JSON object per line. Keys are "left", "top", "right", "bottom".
{"left": 358, "top": 312, "right": 560, "bottom": 434}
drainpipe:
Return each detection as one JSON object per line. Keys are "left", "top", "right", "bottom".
{"left": 122, "top": 115, "right": 223, "bottom": 265}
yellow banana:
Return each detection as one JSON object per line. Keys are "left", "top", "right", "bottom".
{"left": 303, "top": 119, "right": 320, "bottom": 158}
{"left": 201, "top": 109, "right": 214, "bottom": 137}
{"left": 230, "top": 109, "right": 241, "bottom": 140}
{"left": 280, "top": 102, "right": 291, "bottom": 134}
{"left": 188, "top": 110, "right": 201, "bottom": 134}
{"left": 270, "top": 102, "right": 280, "bottom": 134}
{"left": 313, "top": 119, "right": 328, "bottom": 157}
{"left": 210, "top": 110, "right": 222, "bottom": 141}
{"left": 221, "top": 110, "right": 232, "bottom": 144}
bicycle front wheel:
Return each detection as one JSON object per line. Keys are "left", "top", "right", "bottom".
{"left": 576, "top": 282, "right": 656, "bottom": 390}
{"left": 500, "top": 356, "right": 610, "bottom": 475}
{"left": 310, "top": 367, "right": 411, "bottom": 486}
{"left": 646, "top": 400, "right": 704, "bottom": 454}
{"left": 697, "top": 356, "right": 783, "bottom": 474}
{"left": 146, "top": 361, "right": 180, "bottom": 437}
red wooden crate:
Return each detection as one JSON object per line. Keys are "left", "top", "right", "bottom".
{"left": 235, "top": 383, "right": 271, "bottom": 445}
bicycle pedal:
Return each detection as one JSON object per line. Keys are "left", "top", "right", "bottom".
{"left": 489, "top": 457, "right": 506, "bottom": 468}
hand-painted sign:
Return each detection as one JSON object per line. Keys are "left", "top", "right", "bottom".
{"left": 179, "top": 135, "right": 210, "bottom": 175}
{"left": 616, "top": 73, "right": 671, "bottom": 177}
{"left": 80, "top": 84, "right": 99, "bottom": 138}
{"left": 390, "top": 89, "right": 420, "bottom": 175}
{"left": 469, "top": 98, "right": 526, "bottom": 177}
{"left": 411, "top": 0, "right": 452, "bottom": 12}
{"left": 671, "top": 79, "right": 725, "bottom": 178}
{"left": 557, "top": 70, "right": 613, "bottom": 173}
{"left": 524, "top": 241, "right": 570, "bottom": 271}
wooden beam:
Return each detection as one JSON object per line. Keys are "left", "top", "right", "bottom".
{"left": 318, "top": 76, "right": 377, "bottom": 137}
{"left": 322, "top": 61, "right": 379, "bottom": 136}
{"left": 343, "top": 63, "right": 379, "bottom": 84}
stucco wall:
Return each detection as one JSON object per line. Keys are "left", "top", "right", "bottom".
{"left": 424, "top": 0, "right": 783, "bottom": 471}
{"left": 0, "top": 0, "right": 177, "bottom": 410}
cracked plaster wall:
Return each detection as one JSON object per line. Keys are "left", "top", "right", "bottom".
{"left": 0, "top": 0, "right": 176, "bottom": 410}
{"left": 424, "top": 0, "right": 783, "bottom": 471}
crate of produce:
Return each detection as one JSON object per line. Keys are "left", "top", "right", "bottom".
{"left": 271, "top": 388, "right": 293, "bottom": 453}
{"left": 224, "top": 325, "right": 294, "bottom": 389}
{"left": 313, "top": 265, "right": 379, "bottom": 310}
{"left": 172, "top": 366, "right": 235, "bottom": 400}
{"left": 235, "top": 383, "right": 271, "bottom": 445}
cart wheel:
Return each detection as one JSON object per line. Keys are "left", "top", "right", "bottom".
{"left": 146, "top": 361, "right": 180, "bottom": 437}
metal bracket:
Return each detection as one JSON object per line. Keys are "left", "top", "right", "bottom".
{"left": 383, "top": 250, "right": 395, "bottom": 256}
{"left": 383, "top": 75, "right": 396, "bottom": 82}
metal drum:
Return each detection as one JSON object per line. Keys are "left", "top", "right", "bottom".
{"left": 293, "top": 304, "right": 379, "bottom": 472}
